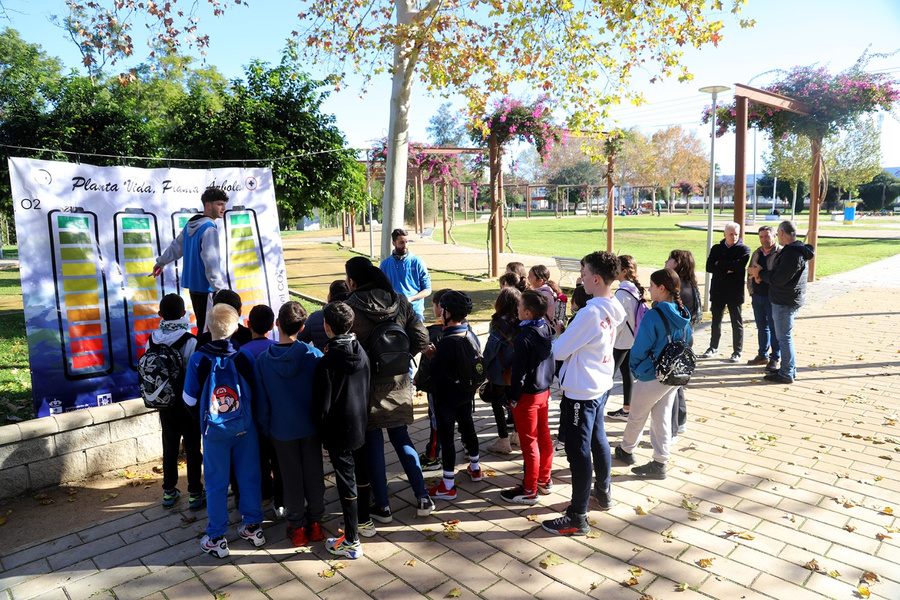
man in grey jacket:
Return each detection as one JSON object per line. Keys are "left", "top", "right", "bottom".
{"left": 747, "top": 220, "right": 814, "bottom": 384}
{"left": 153, "top": 188, "right": 229, "bottom": 334}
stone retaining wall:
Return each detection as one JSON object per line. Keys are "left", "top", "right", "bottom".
{"left": 0, "top": 399, "right": 161, "bottom": 502}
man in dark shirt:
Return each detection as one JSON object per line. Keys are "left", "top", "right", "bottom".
{"left": 699, "top": 222, "right": 751, "bottom": 362}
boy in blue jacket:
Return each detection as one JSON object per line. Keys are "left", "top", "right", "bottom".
{"left": 500, "top": 290, "right": 555, "bottom": 505}
{"left": 182, "top": 303, "right": 263, "bottom": 558}
{"left": 252, "top": 301, "right": 325, "bottom": 547}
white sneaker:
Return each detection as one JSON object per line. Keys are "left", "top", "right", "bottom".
{"left": 238, "top": 524, "right": 266, "bottom": 547}
{"left": 200, "top": 534, "right": 229, "bottom": 558}
{"left": 358, "top": 519, "right": 377, "bottom": 538}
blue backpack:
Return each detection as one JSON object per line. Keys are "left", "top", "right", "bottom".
{"left": 200, "top": 353, "right": 253, "bottom": 441}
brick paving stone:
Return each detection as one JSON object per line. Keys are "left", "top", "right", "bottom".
{"left": 369, "top": 577, "right": 423, "bottom": 599}
{"left": 697, "top": 574, "right": 775, "bottom": 600}
{"left": 826, "top": 543, "right": 900, "bottom": 585}
{"left": 28, "top": 589, "right": 67, "bottom": 600}
{"left": 382, "top": 530, "right": 450, "bottom": 563}
{"left": 429, "top": 549, "right": 500, "bottom": 594}
{"left": 215, "top": 576, "right": 268, "bottom": 599}
{"left": 679, "top": 545, "right": 759, "bottom": 586}
{"left": 379, "top": 549, "right": 448, "bottom": 591}
{"left": 281, "top": 554, "right": 344, "bottom": 595}
{"left": 76, "top": 513, "right": 149, "bottom": 544}
{"left": 159, "top": 576, "right": 211, "bottom": 600}
{"left": 234, "top": 554, "right": 294, "bottom": 591}
{"left": 481, "top": 578, "right": 535, "bottom": 600}
{"left": 94, "top": 534, "right": 167, "bottom": 571}
{"left": 752, "top": 572, "right": 828, "bottom": 600}
{"left": 2, "top": 535, "right": 82, "bottom": 571}
{"left": 265, "top": 579, "right": 323, "bottom": 600}
{"left": 61, "top": 560, "right": 148, "bottom": 599}
{"left": 198, "top": 564, "right": 245, "bottom": 591}
{"left": 729, "top": 544, "right": 813, "bottom": 584}
{"left": 0, "top": 561, "right": 50, "bottom": 594}
{"left": 8, "top": 559, "right": 95, "bottom": 600}
{"left": 478, "top": 551, "right": 555, "bottom": 596}
{"left": 109, "top": 565, "right": 196, "bottom": 600}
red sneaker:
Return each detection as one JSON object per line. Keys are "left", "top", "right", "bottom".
{"left": 467, "top": 463, "right": 483, "bottom": 482}
{"left": 427, "top": 480, "right": 457, "bottom": 500}
{"left": 307, "top": 521, "right": 325, "bottom": 542}
{"left": 286, "top": 525, "right": 308, "bottom": 547}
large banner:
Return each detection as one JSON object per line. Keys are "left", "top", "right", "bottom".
{"left": 9, "top": 158, "right": 288, "bottom": 417}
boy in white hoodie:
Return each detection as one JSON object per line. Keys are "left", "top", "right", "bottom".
{"left": 146, "top": 294, "right": 204, "bottom": 510}
{"left": 542, "top": 252, "right": 625, "bottom": 536}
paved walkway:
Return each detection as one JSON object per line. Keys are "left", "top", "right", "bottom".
{"left": 2, "top": 243, "right": 900, "bottom": 600}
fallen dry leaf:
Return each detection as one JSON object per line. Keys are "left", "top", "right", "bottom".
{"left": 880, "top": 507, "right": 894, "bottom": 516}
{"left": 857, "top": 586, "right": 871, "bottom": 598}
{"left": 697, "top": 558, "right": 715, "bottom": 568}
{"left": 682, "top": 499, "right": 699, "bottom": 510}
{"left": 804, "top": 558, "right": 820, "bottom": 571}
{"left": 713, "top": 506, "right": 724, "bottom": 513}
{"left": 828, "top": 569, "right": 840, "bottom": 578}
{"left": 446, "top": 588, "right": 462, "bottom": 598}
{"left": 635, "top": 506, "right": 649, "bottom": 515}
{"left": 0, "top": 509, "right": 11, "bottom": 526}
{"left": 540, "top": 553, "right": 564, "bottom": 568}
{"left": 675, "top": 582, "right": 690, "bottom": 591}
{"left": 629, "top": 566, "right": 643, "bottom": 576}
{"left": 861, "top": 572, "right": 880, "bottom": 583}
{"left": 405, "top": 559, "right": 417, "bottom": 567}
{"left": 526, "top": 514, "right": 538, "bottom": 521}
{"left": 661, "top": 530, "right": 677, "bottom": 542}
{"left": 590, "top": 581, "right": 600, "bottom": 590}
{"left": 622, "top": 577, "right": 640, "bottom": 587}
{"left": 687, "top": 511, "right": 703, "bottom": 521}
{"left": 586, "top": 530, "right": 602, "bottom": 539}
{"left": 876, "top": 532, "right": 891, "bottom": 541}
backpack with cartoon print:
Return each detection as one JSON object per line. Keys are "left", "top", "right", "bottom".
{"left": 200, "top": 353, "right": 253, "bottom": 441}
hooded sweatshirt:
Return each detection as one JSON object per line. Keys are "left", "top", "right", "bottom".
{"left": 311, "top": 333, "right": 370, "bottom": 452}
{"left": 613, "top": 280, "right": 642, "bottom": 350}
{"left": 147, "top": 317, "right": 198, "bottom": 365}
{"left": 629, "top": 302, "right": 692, "bottom": 382}
{"left": 252, "top": 340, "right": 323, "bottom": 441}
{"left": 155, "top": 215, "right": 226, "bottom": 293}
{"left": 507, "top": 320, "right": 554, "bottom": 402}
{"left": 182, "top": 338, "right": 254, "bottom": 422}
{"left": 759, "top": 241, "right": 815, "bottom": 308}
{"left": 553, "top": 296, "right": 626, "bottom": 401}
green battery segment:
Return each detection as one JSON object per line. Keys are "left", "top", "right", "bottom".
{"left": 225, "top": 207, "right": 270, "bottom": 320}
{"left": 171, "top": 209, "right": 201, "bottom": 334}
{"left": 115, "top": 209, "right": 163, "bottom": 369}
{"left": 49, "top": 209, "right": 113, "bottom": 379}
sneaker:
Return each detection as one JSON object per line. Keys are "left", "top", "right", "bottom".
{"left": 728, "top": 352, "right": 741, "bottom": 363}
{"left": 358, "top": 520, "right": 377, "bottom": 538}
{"left": 162, "top": 488, "right": 180, "bottom": 508}
{"left": 419, "top": 452, "right": 442, "bottom": 472}
{"left": 200, "top": 534, "right": 229, "bottom": 558}
{"left": 307, "top": 522, "right": 324, "bottom": 542}
{"left": 370, "top": 505, "right": 393, "bottom": 524}
{"left": 765, "top": 359, "right": 779, "bottom": 372}
{"left": 746, "top": 354, "right": 768, "bottom": 366}
{"left": 238, "top": 523, "right": 266, "bottom": 547}
{"left": 607, "top": 408, "right": 630, "bottom": 421}
{"left": 593, "top": 485, "right": 613, "bottom": 511}
{"left": 467, "top": 463, "right": 483, "bottom": 482}
{"left": 500, "top": 486, "right": 538, "bottom": 505}
{"left": 509, "top": 431, "right": 520, "bottom": 447}
{"left": 188, "top": 490, "right": 206, "bottom": 511}
{"left": 614, "top": 445, "right": 635, "bottom": 465}
{"left": 325, "top": 534, "right": 363, "bottom": 559}
{"left": 764, "top": 372, "right": 794, "bottom": 384}
{"left": 427, "top": 480, "right": 458, "bottom": 500}
{"left": 274, "top": 506, "right": 287, "bottom": 520}
{"left": 541, "top": 510, "right": 589, "bottom": 536}
{"left": 677, "top": 424, "right": 686, "bottom": 435}
{"left": 417, "top": 495, "right": 435, "bottom": 517}
{"left": 537, "top": 480, "right": 554, "bottom": 495}
{"left": 487, "top": 437, "right": 512, "bottom": 454}
{"left": 698, "top": 348, "right": 718, "bottom": 359}
{"left": 286, "top": 525, "right": 308, "bottom": 547}
{"left": 631, "top": 460, "right": 667, "bottom": 480}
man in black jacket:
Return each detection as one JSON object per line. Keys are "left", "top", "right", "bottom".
{"left": 700, "top": 222, "right": 751, "bottom": 362}
{"left": 747, "top": 220, "right": 814, "bottom": 384}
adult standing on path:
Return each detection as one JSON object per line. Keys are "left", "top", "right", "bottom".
{"left": 153, "top": 188, "right": 228, "bottom": 334}
{"left": 699, "top": 222, "right": 751, "bottom": 363}
{"left": 380, "top": 228, "right": 432, "bottom": 322}
{"left": 747, "top": 220, "right": 814, "bottom": 384}
{"left": 746, "top": 226, "right": 781, "bottom": 371}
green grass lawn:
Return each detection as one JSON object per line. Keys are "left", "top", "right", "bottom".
{"left": 447, "top": 213, "right": 900, "bottom": 279}
{"left": 0, "top": 266, "right": 31, "bottom": 422}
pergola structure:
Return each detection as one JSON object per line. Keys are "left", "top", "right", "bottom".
{"left": 730, "top": 83, "right": 822, "bottom": 281}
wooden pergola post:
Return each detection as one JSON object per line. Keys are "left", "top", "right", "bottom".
{"left": 807, "top": 135, "right": 824, "bottom": 280}
{"left": 441, "top": 184, "right": 448, "bottom": 244}
{"left": 734, "top": 96, "right": 748, "bottom": 238}
{"left": 607, "top": 153, "right": 615, "bottom": 253}
{"left": 489, "top": 132, "right": 502, "bottom": 277}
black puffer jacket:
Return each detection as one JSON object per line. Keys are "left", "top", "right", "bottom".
{"left": 345, "top": 283, "right": 428, "bottom": 429}
{"left": 760, "top": 241, "right": 815, "bottom": 308}
{"left": 706, "top": 238, "right": 751, "bottom": 304}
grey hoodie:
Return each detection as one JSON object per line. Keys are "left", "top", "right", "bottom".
{"left": 155, "top": 216, "right": 227, "bottom": 293}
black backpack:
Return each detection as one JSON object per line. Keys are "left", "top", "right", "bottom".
{"left": 367, "top": 318, "right": 411, "bottom": 378}
{"left": 649, "top": 308, "right": 696, "bottom": 387}
{"left": 138, "top": 333, "right": 194, "bottom": 408}
{"left": 450, "top": 332, "right": 486, "bottom": 395}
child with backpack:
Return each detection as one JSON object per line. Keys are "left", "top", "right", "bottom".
{"left": 182, "top": 303, "right": 264, "bottom": 558}
{"left": 414, "top": 288, "right": 452, "bottom": 471}
{"left": 424, "top": 290, "right": 485, "bottom": 501}
{"left": 527, "top": 265, "right": 563, "bottom": 318}
{"left": 607, "top": 255, "right": 648, "bottom": 422}
{"left": 542, "top": 252, "right": 625, "bottom": 536}
{"left": 500, "top": 290, "right": 555, "bottom": 505}
{"left": 240, "top": 304, "right": 283, "bottom": 519}
{"left": 252, "top": 301, "right": 325, "bottom": 547}
{"left": 312, "top": 301, "right": 373, "bottom": 559}
{"left": 140, "top": 293, "right": 203, "bottom": 510}
{"left": 614, "top": 268, "right": 693, "bottom": 481}
{"left": 481, "top": 286, "right": 521, "bottom": 454}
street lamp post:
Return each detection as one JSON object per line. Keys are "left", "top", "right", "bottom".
{"left": 699, "top": 85, "right": 730, "bottom": 313}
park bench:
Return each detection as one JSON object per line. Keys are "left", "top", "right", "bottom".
{"left": 419, "top": 226, "right": 436, "bottom": 239}
{"left": 553, "top": 256, "right": 582, "bottom": 287}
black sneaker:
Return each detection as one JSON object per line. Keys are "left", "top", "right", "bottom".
{"left": 418, "top": 452, "right": 442, "bottom": 472}
{"left": 614, "top": 445, "right": 635, "bottom": 465}
{"left": 592, "top": 485, "right": 613, "bottom": 511}
{"left": 698, "top": 348, "right": 718, "bottom": 359}
{"left": 631, "top": 460, "right": 667, "bottom": 480}
{"left": 188, "top": 490, "right": 206, "bottom": 510}
{"left": 162, "top": 488, "right": 180, "bottom": 508}
{"left": 728, "top": 352, "right": 741, "bottom": 363}
{"left": 607, "top": 408, "right": 630, "bottom": 421}
{"left": 500, "top": 486, "right": 538, "bottom": 505}
{"left": 764, "top": 372, "right": 794, "bottom": 384}
{"left": 541, "top": 509, "right": 589, "bottom": 536}
{"left": 370, "top": 504, "right": 393, "bottom": 524}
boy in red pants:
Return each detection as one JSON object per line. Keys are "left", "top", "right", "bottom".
{"left": 500, "top": 290, "right": 555, "bottom": 504}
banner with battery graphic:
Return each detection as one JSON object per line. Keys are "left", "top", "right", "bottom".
{"left": 9, "top": 158, "right": 288, "bottom": 418}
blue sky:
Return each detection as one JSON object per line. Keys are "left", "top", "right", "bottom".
{"left": 6, "top": 0, "right": 900, "bottom": 175}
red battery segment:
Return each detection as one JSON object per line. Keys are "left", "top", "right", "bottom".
{"left": 171, "top": 209, "right": 201, "bottom": 334}
{"left": 48, "top": 209, "right": 114, "bottom": 379}
{"left": 224, "top": 206, "right": 271, "bottom": 323}
{"left": 115, "top": 208, "right": 164, "bottom": 369}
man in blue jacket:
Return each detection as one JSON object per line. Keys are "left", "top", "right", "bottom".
{"left": 747, "top": 220, "right": 814, "bottom": 384}
{"left": 380, "top": 228, "right": 432, "bottom": 322}
{"left": 153, "top": 188, "right": 229, "bottom": 334}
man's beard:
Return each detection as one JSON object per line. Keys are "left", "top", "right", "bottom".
{"left": 393, "top": 248, "right": 407, "bottom": 256}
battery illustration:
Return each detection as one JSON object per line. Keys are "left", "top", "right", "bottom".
{"left": 48, "top": 208, "right": 114, "bottom": 379}
{"left": 224, "top": 205, "right": 270, "bottom": 319}
{"left": 171, "top": 209, "right": 201, "bottom": 334}
{"left": 114, "top": 208, "right": 164, "bottom": 369}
